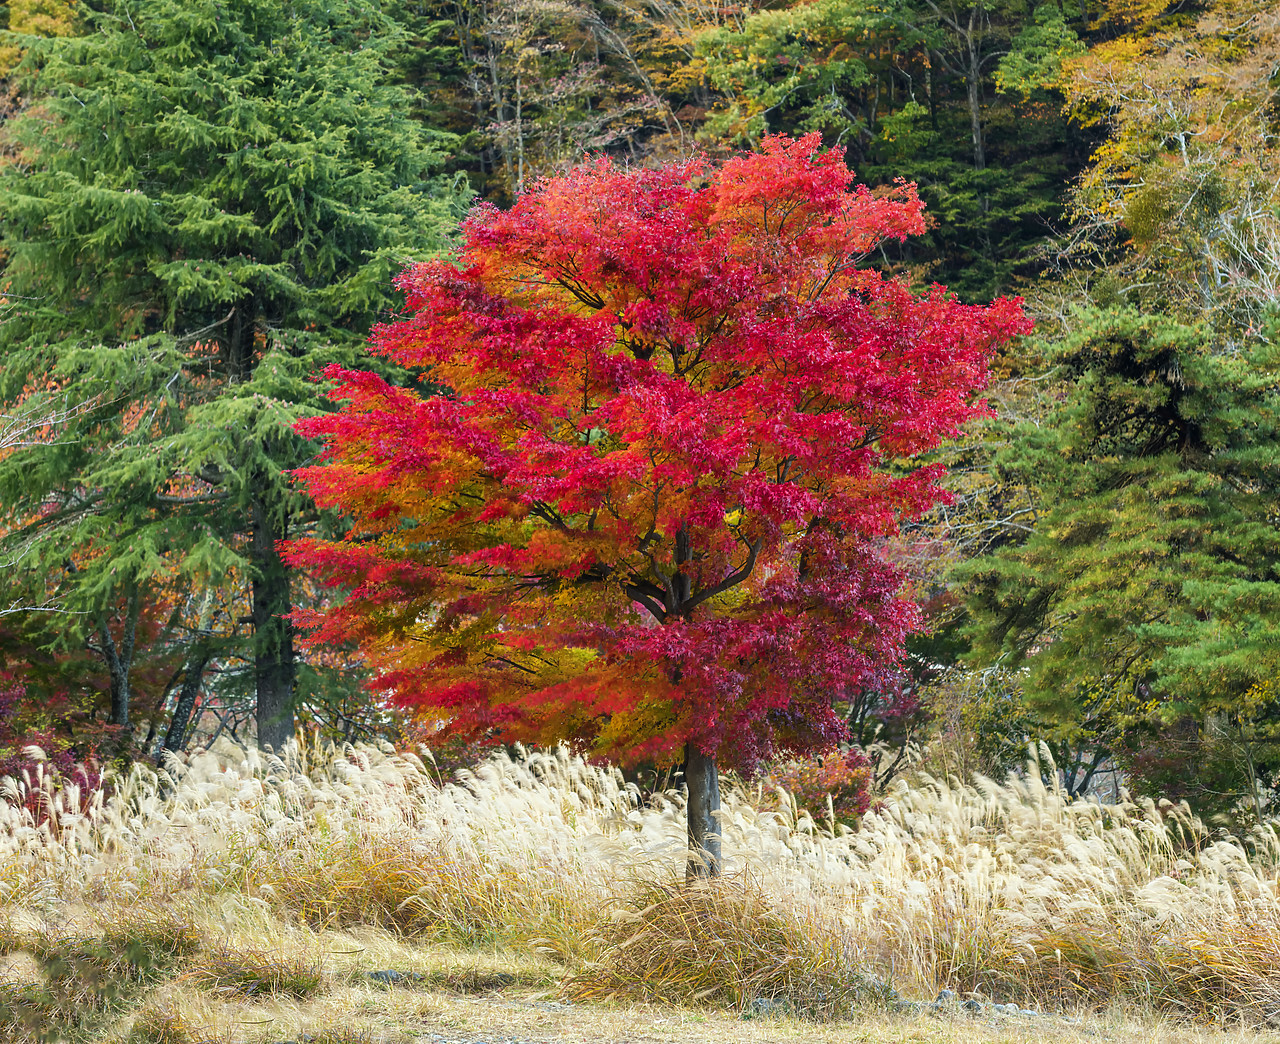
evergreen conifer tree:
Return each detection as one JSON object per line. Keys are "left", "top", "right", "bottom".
{"left": 957, "top": 308, "right": 1280, "bottom": 806}
{"left": 0, "top": 0, "right": 464, "bottom": 748}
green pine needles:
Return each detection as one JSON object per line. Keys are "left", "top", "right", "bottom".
{"left": 0, "top": 0, "right": 467, "bottom": 749}
{"left": 958, "top": 307, "right": 1280, "bottom": 811}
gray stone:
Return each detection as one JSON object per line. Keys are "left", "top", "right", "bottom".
{"left": 891, "top": 999, "right": 932, "bottom": 1014}
{"left": 744, "top": 996, "right": 789, "bottom": 1019}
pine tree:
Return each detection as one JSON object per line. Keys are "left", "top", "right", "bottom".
{"left": 0, "top": 0, "right": 464, "bottom": 749}
{"left": 957, "top": 308, "right": 1280, "bottom": 807}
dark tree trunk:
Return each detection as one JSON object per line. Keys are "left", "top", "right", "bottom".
{"left": 101, "top": 583, "right": 140, "bottom": 727}
{"left": 252, "top": 492, "right": 296, "bottom": 752}
{"left": 161, "top": 641, "right": 211, "bottom": 759}
{"left": 103, "top": 630, "right": 131, "bottom": 727}
{"left": 685, "top": 742, "right": 722, "bottom": 879}
{"left": 665, "top": 525, "right": 724, "bottom": 878}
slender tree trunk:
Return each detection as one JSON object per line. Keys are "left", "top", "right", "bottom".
{"left": 161, "top": 641, "right": 211, "bottom": 759}
{"left": 159, "top": 590, "right": 216, "bottom": 759}
{"left": 252, "top": 492, "right": 296, "bottom": 752}
{"left": 966, "top": 49, "right": 985, "bottom": 172}
{"left": 100, "top": 583, "right": 140, "bottom": 727}
{"left": 514, "top": 71, "right": 525, "bottom": 195}
{"left": 685, "top": 742, "right": 722, "bottom": 879}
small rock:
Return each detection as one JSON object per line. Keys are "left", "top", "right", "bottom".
{"left": 892, "top": 1000, "right": 931, "bottom": 1014}
{"left": 744, "top": 997, "right": 789, "bottom": 1019}
{"left": 532, "top": 999, "right": 573, "bottom": 1012}
{"left": 962, "top": 999, "right": 982, "bottom": 1013}
{"left": 367, "top": 969, "right": 405, "bottom": 986}
{"left": 935, "top": 989, "right": 957, "bottom": 1004}
{"left": 1020, "top": 1008, "right": 1040, "bottom": 1017}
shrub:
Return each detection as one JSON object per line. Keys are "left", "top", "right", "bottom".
{"left": 767, "top": 748, "right": 872, "bottom": 827}
{"left": 0, "top": 673, "right": 127, "bottom": 823}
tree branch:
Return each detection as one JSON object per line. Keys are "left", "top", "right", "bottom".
{"left": 684, "top": 537, "right": 764, "bottom": 614}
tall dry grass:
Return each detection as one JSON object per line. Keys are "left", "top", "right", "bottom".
{"left": 2, "top": 740, "right": 1279, "bottom": 1024}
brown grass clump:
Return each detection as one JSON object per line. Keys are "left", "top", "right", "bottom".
{"left": 251, "top": 830, "right": 592, "bottom": 959}
{"left": 185, "top": 942, "right": 325, "bottom": 999}
{"left": 570, "top": 872, "right": 890, "bottom": 1019}
{"left": 125, "top": 1003, "right": 226, "bottom": 1044}
{"left": 1021, "top": 916, "right": 1280, "bottom": 1019}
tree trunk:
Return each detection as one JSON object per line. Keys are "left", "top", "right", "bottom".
{"left": 685, "top": 741, "right": 722, "bottom": 879}
{"left": 161, "top": 641, "right": 211, "bottom": 759}
{"left": 252, "top": 493, "right": 296, "bottom": 752}
{"left": 966, "top": 48, "right": 985, "bottom": 172}
{"left": 102, "top": 624, "right": 131, "bottom": 727}
{"left": 100, "top": 583, "right": 140, "bottom": 727}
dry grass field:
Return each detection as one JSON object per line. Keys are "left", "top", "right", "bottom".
{"left": 1, "top": 740, "right": 1279, "bottom": 1043}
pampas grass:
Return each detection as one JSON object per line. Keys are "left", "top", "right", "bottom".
{"left": 2, "top": 739, "right": 1279, "bottom": 1030}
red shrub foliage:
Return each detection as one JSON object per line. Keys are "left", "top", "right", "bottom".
{"left": 0, "top": 671, "right": 124, "bottom": 821}
{"left": 769, "top": 748, "right": 873, "bottom": 826}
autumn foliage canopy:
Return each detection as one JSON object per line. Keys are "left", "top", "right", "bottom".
{"left": 286, "top": 135, "right": 1028, "bottom": 772}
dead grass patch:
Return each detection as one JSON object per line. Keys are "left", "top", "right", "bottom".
{"left": 570, "top": 871, "right": 891, "bottom": 1019}
{"left": 124, "top": 1001, "right": 229, "bottom": 1044}
{"left": 186, "top": 942, "right": 325, "bottom": 999}
{"left": 253, "top": 832, "right": 592, "bottom": 960}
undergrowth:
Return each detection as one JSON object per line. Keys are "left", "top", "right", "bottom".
{"left": 1, "top": 739, "right": 1279, "bottom": 1036}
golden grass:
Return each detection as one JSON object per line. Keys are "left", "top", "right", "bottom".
{"left": 1, "top": 739, "right": 1279, "bottom": 1040}
{"left": 124, "top": 1003, "right": 226, "bottom": 1044}
{"left": 569, "top": 870, "right": 893, "bottom": 1018}
{"left": 184, "top": 942, "right": 325, "bottom": 999}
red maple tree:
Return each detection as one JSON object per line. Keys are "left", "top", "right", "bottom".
{"left": 286, "top": 134, "right": 1029, "bottom": 873}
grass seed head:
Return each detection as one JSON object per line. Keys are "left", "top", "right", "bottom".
{"left": 3, "top": 740, "right": 1280, "bottom": 1024}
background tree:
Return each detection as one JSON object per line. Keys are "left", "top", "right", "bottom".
{"left": 0, "top": 0, "right": 78, "bottom": 84}
{"left": 286, "top": 134, "right": 1027, "bottom": 875}
{"left": 395, "top": 0, "right": 723, "bottom": 202}
{"left": 928, "top": 0, "right": 1280, "bottom": 811}
{"left": 1053, "top": 0, "right": 1280, "bottom": 338}
{"left": 696, "top": 0, "right": 1093, "bottom": 298}
{"left": 956, "top": 308, "right": 1280, "bottom": 813}
{"left": 0, "top": 0, "right": 465, "bottom": 749}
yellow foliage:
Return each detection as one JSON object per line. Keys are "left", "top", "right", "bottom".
{"left": 0, "top": 0, "right": 80, "bottom": 78}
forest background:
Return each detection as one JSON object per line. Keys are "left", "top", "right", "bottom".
{"left": 0, "top": 0, "right": 1278, "bottom": 830}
